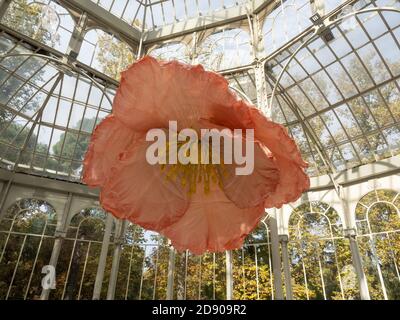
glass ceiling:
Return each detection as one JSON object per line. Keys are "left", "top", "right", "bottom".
{"left": 267, "top": 0, "right": 400, "bottom": 176}
{"left": 90, "top": 0, "right": 250, "bottom": 30}
{"left": 0, "top": 33, "right": 115, "bottom": 182}
{"left": 0, "top": 0, "right": 400, "bottom": 183}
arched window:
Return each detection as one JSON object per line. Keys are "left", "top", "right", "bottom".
{"left": 78, "top": 29, "right": 135, "bottom": 81}
{"left": 266, "top": 5, "right": 400, "bottom": 177}
{"left": 149, "top": 42, "right": 191, "bottom": 64}
{"left": 2, "top": 0, "right": 75, "bottom": 53}
{"left": 112, "top": 220, "right": 273, "bottom": 300}
{"left": 197, "top": 28, "right": 253, "bottom": 71}
{"left": 0, "top": 51, "right": 114, "bottom": 182}
{"left": 144, "top": 0, "right": 248, "bottom": 29}
{"left": 114, "top": 223, "right": 225, "bottom": 300}
{"left": 54, "top": 207, "right": 112, "bottom": 300}
{"left": 232, "top": 218, "right": 274, "bottom": 300}
{"left": 225, "top": 70, "right": 257, "bottom": 105}
{"left": 263, "top": 0, "right": 312, "bottom": 55}
{"left": 113, "top": 223, "right": 169, "bottom": 300}
{"left": 355, "top": 189, "right": 400, "bottom": 300}
{"left": 177, "top": 244, "right": 226, "bottom": 300}
{"left": 114, "top": 223, "right": 146, "bottom": 299}
{"left": 90, "top": 0, "right": 144, "bottom": 29}
{"left": 0, "top": 198, "right": 56, "bottom": 299}
{"left": 288, "top": 201, "right": 355, "bottom": 300}
{"left": 118, "top": 223, "right": 228, "bottom": 300}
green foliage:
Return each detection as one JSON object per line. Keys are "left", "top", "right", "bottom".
{"left": 288, "top": 193, "right": 400, "bottom": 300}
{"left": 96, "top": 32, "right": 134, "bottom": 81}
{"left": 1, "top": 0, "right": 400, "bottom": 301}
{"left": 355, "top": 190, "right": 400, "bottom": 300}
{"left": 233, "top": 262, "right": 272, "bottom": 300}
{"left": 2, "top": 0, "right": 60, "bottom": 47}
{"left": 51, "top": 118, "right": 95, "bottom": 174}
{"left": 1, "top": 192, "right": 400, "bottom": 300}
{"left": 0, "top": 199, "right": 56, "bottom": 299}
{"left": 0, "top": 0, "right": 56, "bottom": 169}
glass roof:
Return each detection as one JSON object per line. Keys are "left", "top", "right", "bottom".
{"left": 2, "top": 0, "right": 75, "bottom": 53}
{"left": 90, "top": 0, "right": 250, "bottom": 30}
{"left": 0, "top": 33, "right": 115, "bottom": 182}
{"left": 267, "top": 0, "right": 400, "bottom": 176}
{"left": 0, "top": 0, "right": 400, "bottom": 183}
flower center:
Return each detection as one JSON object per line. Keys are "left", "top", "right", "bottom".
{"left": 160, "top": 140, "right": 226, "bottom": 195}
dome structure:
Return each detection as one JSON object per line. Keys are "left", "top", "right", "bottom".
{"left": 0, "top": 0, "right": 399, "bottom": 300}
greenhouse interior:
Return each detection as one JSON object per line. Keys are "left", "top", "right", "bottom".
{"left": 0, "top": 0, "right": 400, "bottom": 301}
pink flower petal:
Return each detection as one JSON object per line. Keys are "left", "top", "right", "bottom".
{"left": 82, "top": 115, "right": 136, "bottom": 187}
{"left": 113, "top": 56, "right": 239, "bottom": 132}
{"left": 198, "top": 119, "right": 279, "bottom": 208}
{"left": 204, "top": 99, "right": 308, "bottom": 168}
{"left": 221, "top": 140, "right": 280, "bottom": 209}
{"left": 249, "top": 106, "right": 308, "bottom": 168}
{"left": 209, "top": 102, "right": 310, "bottom": 208}
{"left": 160, "top": 182, "right": 265, "bottom": 255}
{"left": 264, "top": 158, "right": 310, "bottom": 209}
{"left": 83, "top": 56, "right": 310, "bottom": 255}
{"left": 247, "top": 107, "right": 310, "bottom": 207}
{"left": 100, "top": 138, "right": 189, "bottom": 230}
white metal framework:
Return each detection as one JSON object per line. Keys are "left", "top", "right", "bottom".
{"left": 0, "top": 0, "right": 400, "bottom": 300}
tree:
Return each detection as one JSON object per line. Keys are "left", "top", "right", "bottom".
{"left": 288, "top": 202, "right": 356, "bottom": 300}
{"left": 96, "top": 32, "right": 135, "bottom": 81}
{"left": 136, "top": 222, "right": 274, "bottom": 300}
{"left": 0, "top": 199, "right": 56, "bottom": 299}
{"left": 51, "top": 118, "right": 95, "bottom": 175}
{"left": 270, "top": 51, "right": 400, "bottom": 176}
{"left": 0, "top": 2, "right": 60, "bottom": 169}
{"left": 336, "top": 53, "right": 400, "bottom": 161}
{"left": 2, "top": 0, "right": 60, "bottom": 48}
{"left": 355, "top": 190, "right": 400, "bottom": 300}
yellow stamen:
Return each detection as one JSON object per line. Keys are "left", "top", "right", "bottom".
{"left": 160, "top": 139, "right": 226, "bottom": 195}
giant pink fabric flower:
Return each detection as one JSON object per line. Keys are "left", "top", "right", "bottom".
{"left": 83, "top": 56, "right": 310, "bottom": 255}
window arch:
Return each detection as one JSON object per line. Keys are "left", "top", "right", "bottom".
{"left": 265, "top": 4, "right": 400, "bottom": 177}
{"left": 90, "top": 0, "right": 144, "bottom": 29}
{"left": 288, "top": 201, "right": 355, "bottom": 300}
{"left": 78, "top": 29, "right": 135, "bottom": 80}
{"left": 0, "top": 50, "right": 114, "bottom": 182}
{"left": 232, "top": 218, "right": 274, "bottom": 300}
{"left": 149, "top": 42, "right": 191, "bottom": 64}
{"left": 226, "top": 69, "right": 257, "bottom": 105}
{"left": 53, "top": 207, "right": 112, "bottom": 300}
{"left": 262, "top": 0, "right": 312, "bottom": 55}
{"left": 67, "top": 207, "right": 110, "bottom": 241}
{"left": 2, "top": 0, "right": 75, "bottom": 53}
{"left": 197, "top": 28, "right": 253, "bottom": 71}
{"left": 355, "top": 189, "right": 400, "bottom": 300}
{"left": 356, "top": 189, "right": 400, "bottom": 233}
{"left": 113, "top": 223, "right": 170, "bottom": 300}
{"left": 112, "top": 220, "right": 273, "bottom": 300}
{"left": 0, "top": 198, "right": 57, "bottom": 299}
